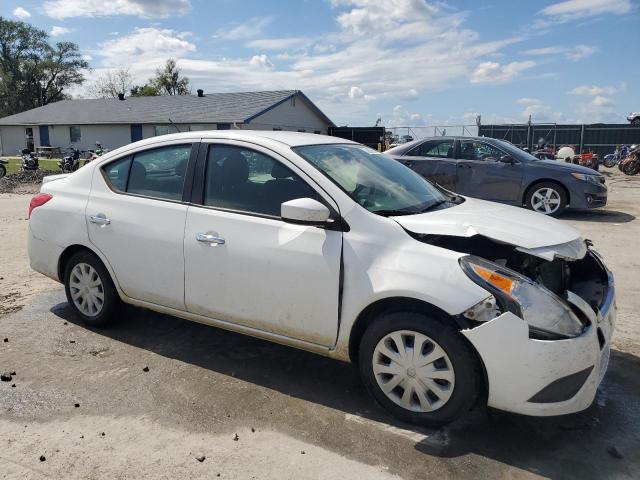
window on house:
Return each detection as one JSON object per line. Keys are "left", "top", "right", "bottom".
{"left": 70, "top": 126, "right": 81, "bottom": 143}
{"left": 154, "top": 125, "right": 170, "bottom": 136}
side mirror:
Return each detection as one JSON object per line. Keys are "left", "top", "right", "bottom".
{"left": 499, "top": 155, "right": 515, "bottom": 164}
{"left": 281, "top": 198, "right": 331, "bottom": 226}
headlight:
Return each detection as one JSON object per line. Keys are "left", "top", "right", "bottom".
{"left": 571, "top": 172, "right": 603, "bottom": 184}
{"left": 459, "top": 255, "right": 586, "bottom": 339}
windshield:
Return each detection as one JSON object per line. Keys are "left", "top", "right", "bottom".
{"left": 492, "top": 139, "right": 538, "bottom": 162}
{"left": 293, "top": 144, "right": 452, "bottom": 215}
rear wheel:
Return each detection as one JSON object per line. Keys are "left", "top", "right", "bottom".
{"left": 0, "top": 164, "right": 5, "bottom": 179}
{"left": 64, "top": 250, "right": 120, "bottom": 327}
{"left": 359, "top": 311, "right": 481, "bottom": 426}
{"left": 525, "top": 182, "right": 567, "bottom": 216}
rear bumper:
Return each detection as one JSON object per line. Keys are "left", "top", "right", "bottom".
{"left": 463, "top": 282, "right": 615, "bottom": 417}
{"left": 28, "top": 226, "right": 63, "bottom": 282}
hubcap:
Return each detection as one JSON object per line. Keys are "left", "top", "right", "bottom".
{"left": 372, "top": 330, "right": 455, "bottom": 413}
{"left": 69, "top": 263, "right": 104, "bottom": 317}
{"left": 531, "top": 187, "right": 561, "bottom": 214}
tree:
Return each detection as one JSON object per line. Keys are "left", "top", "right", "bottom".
{"left": 0, "top": 17, "right": 88, "bottom": 116}
{"left": 152, "top": 59, "right": 190, "bottom": 95}
{"left": 88, "top": 68, "right": 133, "bottom": 98}
{"left": 130, "top": 83, "right": 159, "bottom": 97}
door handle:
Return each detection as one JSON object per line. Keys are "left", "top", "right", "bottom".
{"left": 89, "top": 215, "right": 110, "bottom": 225}
{"left": 196, "top": 233, "right": 225, "bottom": 245}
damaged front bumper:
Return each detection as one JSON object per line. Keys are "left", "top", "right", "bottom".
{"left": 462, "top": 265, "right": 615, "bottom": 416}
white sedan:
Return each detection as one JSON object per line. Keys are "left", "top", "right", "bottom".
{"left": 28, "top": 131, "right": 615, "bottom": 425}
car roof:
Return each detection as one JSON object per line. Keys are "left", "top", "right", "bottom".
{"left": 123, "top": 130, "right": 357, "bottom": 148}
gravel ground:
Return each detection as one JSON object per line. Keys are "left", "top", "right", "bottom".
{"left": 1, "top": 169, "right": 639, "bottom": 479}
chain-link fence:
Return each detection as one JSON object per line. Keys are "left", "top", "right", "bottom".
{"left": 387, "top": 125, "right": 479, "bottom": 143}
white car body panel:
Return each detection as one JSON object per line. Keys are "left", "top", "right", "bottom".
{"left": 26, "top": 130, "right": 616, "bottom": 419}
{"left": 184, "top": 205, "right": 342, "bottom": 346}
{"left": 392, "top": 196, "right": 581, "bottom": 250}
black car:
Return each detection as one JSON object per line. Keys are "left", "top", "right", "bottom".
{"left": 386, "top": 136, "right": 607, "bottom": 216}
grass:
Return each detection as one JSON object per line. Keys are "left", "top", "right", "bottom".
{"left": 1, "top": 157, "right": 61, "bottom": 175}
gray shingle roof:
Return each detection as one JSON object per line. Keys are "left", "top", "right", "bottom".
{"left": 0, "top": 90, "right": 330, "bottom": 126}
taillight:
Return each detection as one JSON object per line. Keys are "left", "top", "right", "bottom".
{"left": 28, "top": 193, "right": 53, "bottom": 218}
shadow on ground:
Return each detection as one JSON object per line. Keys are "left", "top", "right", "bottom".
{"left": 560, "top": 209, "right": 635, "bottom": 223}
{"left": 51, "top": 301, "right": 640, "bottom": 480}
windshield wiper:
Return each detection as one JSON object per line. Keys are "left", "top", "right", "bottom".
{"left": 373, "top": 200, "right": 449, "bottom": 217}
{"left": 415, "top": 199, "right": 448, "bottom": 213}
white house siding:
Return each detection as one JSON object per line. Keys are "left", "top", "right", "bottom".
{"left": 0, "top": 125, "right": 29, "bottom": 155}
{"left": 244, "top": 96, "right": 329, "bottom": 134}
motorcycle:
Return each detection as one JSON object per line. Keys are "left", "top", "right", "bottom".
{"left": 620, "top": 146, "right": 640, "bottom": 176}
{"left": 58, "top": 147, "right": 83, "bottom": 173}
{"left": 603, "top": 145, "right": 629, "bottom": 168}
{"left": 0, "top": 159, "right": 7, "bottom": 179}
{"left": 85, "top": 142, "right": 109, "bottom": 164}
{"left": 619, "top": 145, "right": 638, "bottom": 172}
{"left": 20, "top": 148, "right": 39, "bottom": 172}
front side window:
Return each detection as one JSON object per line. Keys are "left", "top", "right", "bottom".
{"left": 406, "top": 140, "right": 454, "bottom": 158}
{"left": 102, "top": 145, "right": 191, "bottom": 201}
{"left": 204, "top": 145, "right": 319, "bottom": 217}
{"left": 294, "top": 144, "right": 451, "bottom": 215}
{"left": 70, "top": 126, "right": 81, "bottom": 143}
{"left": 459, "top": 141, "right": 504, "bottom": 161}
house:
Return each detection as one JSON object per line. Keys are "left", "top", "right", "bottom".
{"left": 0, "top": 90, "right": 334, "bottom": 155}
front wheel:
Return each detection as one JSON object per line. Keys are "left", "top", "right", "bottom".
{"left": 64, "top": 250, "right": 120, "bottom": 327}
{"left": 0, "top": 164, "right": 5, "bottom": 179}
{"left": 359, "top": 311, "right": 481, "bottom": 426}
{"left": 525, "top": 182, "right": 567, "bottom": 216}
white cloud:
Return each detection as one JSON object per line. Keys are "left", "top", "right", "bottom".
{"left": 50, "top": 26, "right": 72, "bottom": 36}
{"left": 523, "top": 44, "right": 597, "bottom": 61}
{"left": 568, "top": 84, "right": 618, "bottom": 96}
{"left": 215, "top": 17, "right": 273, "bottom": 41}
{"left": 246, "top": 37, "right": 312, "bottom": 51}
{"left": 96, "top": 28, "right": 196, "bottom": 67}
{"left": 539, "top": 0, "right": 632, "bottom": 22}
{"left": 43, "top": 0, "right": 191, "bottom": 19}
{"left": 347, "top": 86, "right": 375, "bottom": 101}
{"left": 80, "top": 1, "right": 532, "bottom": 125}
{"left": 249, "top": 54, "right": 275, "bottom": 71}
{"left": 386, "top": 104, "right": 427, "bottom": 127}
{"left": 470, "top": 61, "right": 536, "bottom": 84}
{"left": 515, "top": 98, "right": 565, "bottom": 122}
{"left": 13, "top": 7, "right": 31, "bottom": 18}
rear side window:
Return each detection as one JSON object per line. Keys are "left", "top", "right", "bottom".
{"left": 103, "top": 156, "right": 132, "bottom": 192}
{"left": 102, "top": 144, "right": 191, "bottom": 201}
{"left": 406, "top": 140, "right": 454, "bottom": 158}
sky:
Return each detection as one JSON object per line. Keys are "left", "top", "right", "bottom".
{"left": 2, "top": 0, "right": 639, "bottom": 130}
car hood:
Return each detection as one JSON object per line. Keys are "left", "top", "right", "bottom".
{"left": 392, "top": 197, "right": 586, "bottom": 260}
{"left": 532, "top": 159, "right": 599, "bottom": 175}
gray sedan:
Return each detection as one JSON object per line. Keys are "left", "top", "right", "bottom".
{"left": 386, "top": 136, "right": 607, "bottom": 216}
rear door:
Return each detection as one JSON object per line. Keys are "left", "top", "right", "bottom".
{"left": 86, "top": 141, "right": 196, "bottom": 310}
{"left": 394, "top": 139, "right": 457, "bottom": 191}
{"left": 455, "top": 140, "right": 523, "bottom": 203}
{"left": 183, "top": 140, "right": 342, "bottom": 346}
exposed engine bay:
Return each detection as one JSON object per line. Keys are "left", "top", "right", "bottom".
{"left": 413, "top": 233, "right": 610, "bottom": 314}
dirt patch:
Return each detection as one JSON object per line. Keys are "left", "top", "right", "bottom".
{"left": 0, "top": 170, "right": 59, "bottom": 194}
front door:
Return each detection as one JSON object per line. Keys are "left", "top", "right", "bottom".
{"left": 184, "top": 141, "right": 342, "bottom": 346}
{"left": 455, "top": 140, "right": 523, "bottom": 204}
{"left": 395, "top": 139, "right": 458, "bottom": 191}
{"left": 86, "top": 142, "right": 195, "bottom": 310}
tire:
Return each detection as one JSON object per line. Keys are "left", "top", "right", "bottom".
{"left": 358, "top": 311, "right": 482, "bottom": 427}
{"left": 603, "top": 156, "right": 617, "bottom": 168}
{"left": 63, "top": 250, "right": 120, "bottom": 327}
{"left": 525, "top": 181, "right": 567, "bottom": 217}
{"left": 0, "top": 164, "right": 5, "bottom": 179}
{"left": 631, "top": 118, "right": 640, "bottom": 126}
